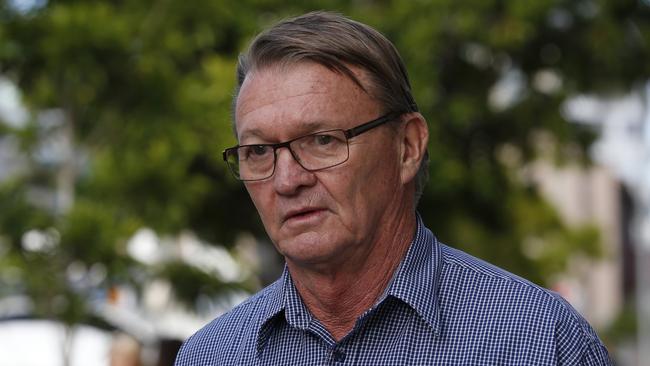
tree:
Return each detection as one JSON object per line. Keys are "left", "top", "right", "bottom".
{"left": 0, "top": 1, "right": 263, "bottom": 350}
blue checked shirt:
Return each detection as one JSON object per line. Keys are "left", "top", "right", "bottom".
{"left": 175, "top": 216, "right": 612, "bottom": 365}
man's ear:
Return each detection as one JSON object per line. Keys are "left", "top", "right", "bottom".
{"left": 399, "top": 112, "right": 429, "bottom": 185}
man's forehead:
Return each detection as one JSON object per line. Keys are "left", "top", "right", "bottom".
{"left": 234, "top": 63, "right": 374, "bottom": 138}
{"left": 236, "top": 67, "right": 331, "bottom": 117}
{"left": 237, "top": 62, "right": 373, "bottom": 108}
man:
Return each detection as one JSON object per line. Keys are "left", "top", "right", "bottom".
{"left": 175, "top": 11, "right": 611, "bottom": 365}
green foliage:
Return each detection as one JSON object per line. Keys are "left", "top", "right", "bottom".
{"left": 156, "top": 261, "right": 244, "bottom": 308}
{"left": 0, "top": 0, "right": 649, "bottom": 328}
{"left": 0, "top": 181, "right": 52, "bottom": 247}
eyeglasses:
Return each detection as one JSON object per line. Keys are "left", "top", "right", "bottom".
{"left": 223, "top": 112, "right": 404, "bottom": 181}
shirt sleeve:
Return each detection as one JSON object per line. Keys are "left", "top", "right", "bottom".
{"left": 580, "top": 341, "right": 613, "bottom": 366}
{"left": 553, "top": 295, "right": 613, "bottom": 366}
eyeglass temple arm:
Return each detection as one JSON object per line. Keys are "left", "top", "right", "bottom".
{"left": 344, "top": 112, "right": 403, "bottom": 138}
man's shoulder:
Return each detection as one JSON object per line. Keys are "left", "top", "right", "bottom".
{"left": 192, "top": 281, "right": 277, "bottom": 336}
{"left": 439, "top": 243, "right": 560, "bottom": 300}
{"left": 437, "top": 243, "right": 608, "bottom": 361}
{"left": 438, "top": 243, "right": 580, "bottom": 318}
{"left": 174, "top": 278, "right": 283, "bottom": 365}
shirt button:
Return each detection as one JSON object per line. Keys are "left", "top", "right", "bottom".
{"left": 332, "top": 350, "right": 346, "bottom": 363}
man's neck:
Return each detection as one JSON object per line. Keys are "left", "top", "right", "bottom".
{"left": 287, "top": 210, "right": 416, "bottom": 342}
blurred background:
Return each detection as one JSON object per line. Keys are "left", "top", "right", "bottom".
{"left": 0, "top": 0, "right": 649, "bottom": 365}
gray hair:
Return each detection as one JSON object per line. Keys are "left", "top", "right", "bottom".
{"left": 233, "top": 11, "right": 429, "bottom": 205}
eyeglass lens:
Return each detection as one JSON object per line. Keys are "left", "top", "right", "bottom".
{"left": 226, "top": 129, "right": 350, "bottom": 181}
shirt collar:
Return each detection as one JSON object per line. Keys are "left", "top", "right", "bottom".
{"left": 256, "top": 267, "right": 312, "bottom": 353}
{"left": 384, "top": 214, "right": 442, "bottom": 334}
{"left": 255, "top": 275, "right": 284, "bottom": 354}
{"left": 256, "top": 213, "right": 442, "bottom": 353}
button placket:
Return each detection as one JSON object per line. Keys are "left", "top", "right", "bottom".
{"left": 331, "top": 348, "right": 346, "bottom": 364}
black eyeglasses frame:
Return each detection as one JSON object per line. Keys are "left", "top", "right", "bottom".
{"left": 222, "top": 111, "right": 405, "bottom": 181}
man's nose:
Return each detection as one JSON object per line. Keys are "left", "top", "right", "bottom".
{"left": 272, "top": 147, "right": 316, "bottom": 195}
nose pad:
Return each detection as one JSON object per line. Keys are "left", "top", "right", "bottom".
{"left": 289, "top": 149, "right": 304, "bottom": 166}
{"left": 274, "top": 147, "right": 305, "bottom": 174}
{"left": 273, "top": 147, "right": 315, "bottom": 193}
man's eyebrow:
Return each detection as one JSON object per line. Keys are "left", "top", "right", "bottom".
{"left": 238, "top": 128, "right": 265, "bottom": 143}
{"left": 238, "top": 119, "right": 339, "bottom": 143}
{"left": 299, "top": 120, "right": 334, "bottom": 133}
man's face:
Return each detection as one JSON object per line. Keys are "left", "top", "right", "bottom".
{"left": 235, "top": 62, "right": 406, "bottom": 269}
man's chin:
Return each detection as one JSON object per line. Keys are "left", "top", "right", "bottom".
{"left": 276, "top": 234, "right": 344, "bottom": 268}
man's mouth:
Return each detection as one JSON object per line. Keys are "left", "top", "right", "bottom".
{"left": 283, "top": 207, "right": 326, "bottom": 223}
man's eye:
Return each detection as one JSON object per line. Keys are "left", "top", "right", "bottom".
{"left": 315, "top": 135, "right": 333, "bottom": 145}
{"left": 251, "top": 145, "right": 269, "bottom": 155}
{"left": 243, "top": 145, "right": 271, "bottom": 160}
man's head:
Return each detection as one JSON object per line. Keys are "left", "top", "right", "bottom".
{"left": 233, "top": 11, "right": 429, "bottom": 202}
{"left": 229, "top": 12, "right": 429, "bottom": 269}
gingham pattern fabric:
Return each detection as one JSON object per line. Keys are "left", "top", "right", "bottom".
{"left": 175, "top": 216, "right": 612, "bottom": 365}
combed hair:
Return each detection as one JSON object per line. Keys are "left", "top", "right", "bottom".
{"left": 233, "top": 11, "right": 429, "bottom": 205}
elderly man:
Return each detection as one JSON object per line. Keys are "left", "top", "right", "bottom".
{"left": 175, "top": 11, "right": 611, "bottom": 365}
